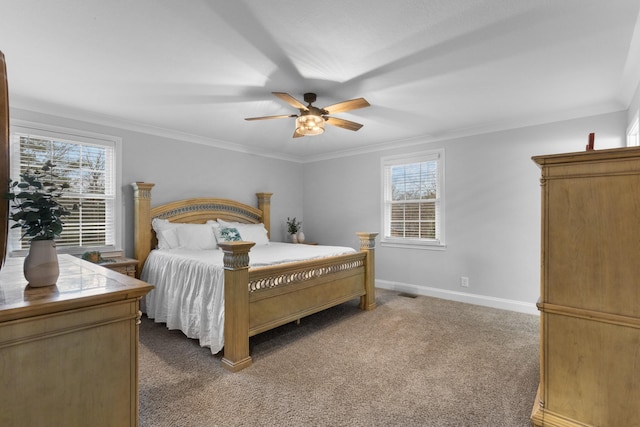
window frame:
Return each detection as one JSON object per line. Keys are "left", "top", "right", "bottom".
{"left": 627, "top": 111, "right": 639, "bottom": 147}
{"left": 380, "top": 148, "right": 446, "bottom": 250}
{"left": 8, "top": 120, "right": 123, "bottom": 256}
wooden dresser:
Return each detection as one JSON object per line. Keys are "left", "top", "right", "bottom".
{"left": 0, "top": 254, "right": 153, "bottom": 427}
{"left": 531, "top": 147, "right": 640, "bottom": 427}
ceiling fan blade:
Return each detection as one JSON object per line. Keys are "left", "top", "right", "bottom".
{"left": 272, "top": 92, "right": 307, "bottom": 110}
{"left": 322, "top": 97, "right": 370, "bottom": 114}
{"left": 245, "top": 114, "right": 297, "bottom": 121}
{"left": 325, "top": 117, "right": 364, "bottom": 131}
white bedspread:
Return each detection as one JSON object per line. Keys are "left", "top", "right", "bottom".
{"left": 141, "top": 242, "right": 356, "bottom": 353}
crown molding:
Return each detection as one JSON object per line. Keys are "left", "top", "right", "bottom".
{"left": 10, "top": 96, "right": 627, "bottom": 165}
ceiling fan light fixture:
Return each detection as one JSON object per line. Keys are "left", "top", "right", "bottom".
{"left": 246, "top": 92, "right": 369, "bottom": 138}
{"left": 295, "top": 114, "right": 325, "bottom": 136}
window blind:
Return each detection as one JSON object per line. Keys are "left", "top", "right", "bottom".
{"left": 12, "top": 131, "right": 116, "bottom": 251}
{"left": 382, "top": 150, "right": 443, "bottom": 245}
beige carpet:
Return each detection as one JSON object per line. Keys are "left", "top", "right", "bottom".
{"left": 139, "top": 289, "right": 539, "bottom": 427}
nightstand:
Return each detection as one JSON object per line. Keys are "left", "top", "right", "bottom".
{"left": 100, "top": 256, "right": 138, "bottom": 277}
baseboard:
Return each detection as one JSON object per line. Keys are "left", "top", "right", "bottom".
{"left": 376, "top": 280, "right": 539, "bottom": 315}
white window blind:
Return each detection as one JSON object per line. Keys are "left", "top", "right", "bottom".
{"left": 382, "top": 149, "right": 445, "bottom": 248}
{"left": 9, "top": 123, "right": 120, "bottom": 253}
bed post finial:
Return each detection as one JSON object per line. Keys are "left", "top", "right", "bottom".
{"left": 131, "top": 182, "right": 155, "bottom": 278}
{"left": 356, "top": 232, "right": 378, "bottom": 311}
{"left": 256, "top": 192, "right": 273, "bottom": 238}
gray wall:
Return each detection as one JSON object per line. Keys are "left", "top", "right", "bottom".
{"left": 121, "top": 132, "right": 304, "bottom": 247}
{"left": 302, "top": 111, "right": 628, "bottom": 313}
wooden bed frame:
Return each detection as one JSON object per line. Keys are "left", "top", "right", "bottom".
{"left": 131, "top": 182, "right": 377, "bottom": 372}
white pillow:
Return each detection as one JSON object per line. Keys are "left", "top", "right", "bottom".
{"left": 175, "top": 223, "right": 218, "bottom": 250}
{"left": 206, "top": 220, "right": 221, "bottom": 229}
{"left": 216, "top": 219, "right": 238, "bottom": 227}
{"left": 152, "top": 218, "right": 218, "bottom": 250}
{"left": 158, "top": 227, "right": 180, "bottom": 249}
{"left": 217, "top": 219, "right": 269, "bottom": 245}
{"left": 152, "top": 218, "right": 181, "bottom": 249}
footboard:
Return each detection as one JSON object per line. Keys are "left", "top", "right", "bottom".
{"left": 248, "top": 251, "right": 367, "bottom": 335}
{"left": 219, "top": 232, "right": 377, "bottom": 372}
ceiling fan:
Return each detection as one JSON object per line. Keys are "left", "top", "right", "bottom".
{"left": 245, "top": 92, "right": 370, "bottom": 138}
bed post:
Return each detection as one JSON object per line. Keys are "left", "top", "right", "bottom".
{"left": 131, "top": 182, "right": 155, "bottom": 277}
{"left": 256, "top": 192, "right": 273, "bottom": 238}
{"left": 219, "top": 241, "right": 256, "bottom": 372}
{"left": 357, "top": 232, "right": 378, "bottom": 311}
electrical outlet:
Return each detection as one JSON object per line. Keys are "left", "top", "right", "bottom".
{"left": 460, "top": 276, "right": 469, "bottom": 288}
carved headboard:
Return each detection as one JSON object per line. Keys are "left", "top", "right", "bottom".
{"left": 131, "top": 182, "right": 272, "bottom": 276}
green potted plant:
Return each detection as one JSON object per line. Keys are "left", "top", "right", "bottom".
{"left": 286, "top": 217, "right": 303, "bottom": 243}
{"left": 4, "top": 160, "right": 72, "bottom": 286}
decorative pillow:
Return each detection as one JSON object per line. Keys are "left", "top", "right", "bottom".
{"left": 217, "top": 220, "right": 269, "bottom": 245}
{"left": 214, "top": 226, "right": 242, "bottom": 244}
{"left": 175, "top": 223, "right": 218, "bottom": 250}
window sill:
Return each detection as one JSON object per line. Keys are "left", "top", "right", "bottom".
{"left": 9, "top": 246, "right": 121, "bottom": 258}
{"left": 380, "top": 240, "right": 446, "bottom": 251}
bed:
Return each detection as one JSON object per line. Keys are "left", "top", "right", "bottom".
{"left": 131, "top": 182, "right": 377, "bottom": 372}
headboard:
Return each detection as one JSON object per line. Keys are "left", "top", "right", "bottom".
{"left": 131, "top": 182, "right": 272, "bottom": 276}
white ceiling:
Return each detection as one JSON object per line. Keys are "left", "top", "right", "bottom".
{"left": 2, "top": 0, "right": 640, "bottom": 162}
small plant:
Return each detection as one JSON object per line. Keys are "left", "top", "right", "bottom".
{"left": 286, "top": 217, "right": 301, "bottom": 235}
{"left": 4, "top": 160, "right": 72, "bottom": 241}
{"left": 82, "top": 250, "right": 105, "bottom": 263}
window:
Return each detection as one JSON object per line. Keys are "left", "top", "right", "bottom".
{"left": 381, "top": 149, "right": 445, "bottom": 249}
{"left": 9, "top": 121, "right": 122, "bottom": 254}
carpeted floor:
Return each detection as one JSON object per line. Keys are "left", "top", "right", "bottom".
{"left": 139, "top": 288, "right": 539, "bottom": 427}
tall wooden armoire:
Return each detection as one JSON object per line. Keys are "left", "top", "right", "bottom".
{"left": 531, "top": 147, "right": 640, "bottom": 427}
